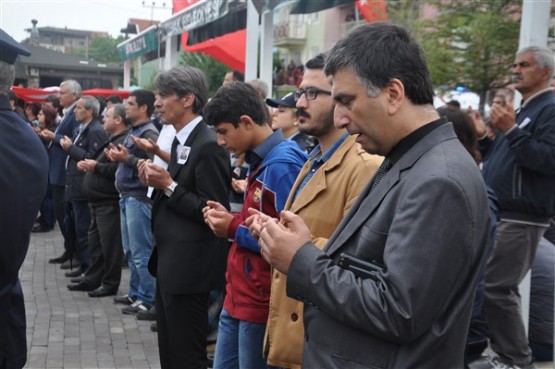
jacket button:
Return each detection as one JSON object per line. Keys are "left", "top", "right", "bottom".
{"left": 291, "top": 313, "right": 298, "bottom": 322}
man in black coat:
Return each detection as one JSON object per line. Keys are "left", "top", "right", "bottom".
{"left": 60, "top": 95, "right": 108, "bottom": 278}
{"left": 138, "top": 66, "right": 231, "bottom": 369}
{"left": 67, "top": 104, "right": 128, "bottom": 296}
{"left": 0, "top": 29, "right": 48, "bottom": 369}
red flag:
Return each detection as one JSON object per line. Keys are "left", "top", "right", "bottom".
{"left": 355, "top": 0, "right": 388, "bottom": 23}
{"left": 172, "top": 0, "right": 246, "bottom": 72}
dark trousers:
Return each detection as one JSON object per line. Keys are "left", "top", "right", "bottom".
{"left": 156, "top": 280, "right": 209, "bottom": 369}
{"left": 52, "top": 185, "right": 69, "bottom": 254}
{"left": 65, "top": 200, "right": 92, "bottom": 267}
{"left": 38, "top": 182, "right": 55, "bottom": 229}
{"left": 84, "top": 202, "right": 122, "bottom": 290}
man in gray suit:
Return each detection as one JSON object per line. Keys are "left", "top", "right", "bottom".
{"left": 249, "top": 23, "right": 491, "bottom": 368}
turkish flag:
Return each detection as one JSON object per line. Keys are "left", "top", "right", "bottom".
{"left": 355, "top": 0, "right": 388, "bottom": 23}
{"left": 172, "top": 0, "right": 246, "bottom": 72}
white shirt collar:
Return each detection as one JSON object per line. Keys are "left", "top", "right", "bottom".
{"left": 175, "top": 116, "right": 202, "bottom": 146}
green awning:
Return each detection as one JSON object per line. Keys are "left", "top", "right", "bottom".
{"left": 117, "top": 27, "right": 159, "bottom": 61}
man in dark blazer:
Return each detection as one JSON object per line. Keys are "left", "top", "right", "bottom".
{"left": 60, "top": 96, "right": 108, "bottom": 278}
{"left": 0, "top": 29, "right": 48, "bottom": 369}
{"left": 39, "top": 80, "right": 81, "bottom": 266}
{"left": 250, "top": 23, "right": 491, "bottom": 368}
{"left": 138, "top": 66, "right": 230, "bottom": 369}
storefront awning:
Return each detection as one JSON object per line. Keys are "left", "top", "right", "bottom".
{"left": 117, "top": 26, "right": 159, "bottom": 61}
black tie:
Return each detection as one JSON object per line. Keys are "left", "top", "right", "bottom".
{"left": 169, "top": 136, "right": 179, "bottom": 170}
{"left": 370, "top": 157, "right": 391, "bottom": 192}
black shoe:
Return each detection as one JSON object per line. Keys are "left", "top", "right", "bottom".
{"left": 150, "top": 322, "right": 157, "bottom": 332}
{"left": 70, "top": 275, "right": 86, "bottom": 283}
{"left": 88, "top": 286, "right": 117, "bottom": 298}
{"left": 49, "top": 253, "right": 71, "bottom": 264}
{"left": 65, "top": 266, "right": 87, "bottom": 278}
{"left": 67, "top": 280, "right": 95, "bottom": 292}
{"left": 60, "top": 258, "right": 80, "bottom": 270}
{"left": 113, "top": 294, "right": 135, "bottom": 305}
{"left": 32, "top": 224, "right": 53, "bottom": 233}
{"left": 137, "top": 306, "right": 156, "bottom": 321}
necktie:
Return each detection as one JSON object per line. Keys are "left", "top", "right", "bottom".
{"left": 169, "top": 136, "right": 179, "bottom": 170}
{"left": 370, "top": 157, "right": 391, "bottom": 192}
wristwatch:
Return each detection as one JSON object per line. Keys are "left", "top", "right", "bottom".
{"left": 164, "top": 181, "right": 178, "bottom": 197}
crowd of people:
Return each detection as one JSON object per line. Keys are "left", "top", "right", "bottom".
{"left": 1, "top": 22, "right": 555, "bottom": 369}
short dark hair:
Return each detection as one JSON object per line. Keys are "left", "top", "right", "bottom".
{"left": 204, "top": 82, "right": 267, "bottom": 128}
{"left": 325, "top": 22, "right": 434, "bottom": 105}
{"left": 107, "top": 94, "right": 123, "bottom": 104}
{"left": 27, "top": 102, "right": 42, "bottom": 117}
{"left": 231, "top": 70, "right": 245, "bottom": 82}
{"left": 305, "top": 53, "right": 326, "bottom": 70}
{"left": 7, "top": 90, "right": 17, "bottom": 102}
{"left": 130, "top": 89, "right": 155, "bottom": 117}
{"left": 45, "top": 94, "right": 61, "bottom": 111}
{"left": 154, "top": 66, "right": 208, "bottom": 114}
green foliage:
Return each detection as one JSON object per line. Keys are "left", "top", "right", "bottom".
{"left": 386, "top": 0, "right": 422, "bottom": 30}
{"left": 417, "top": 0, "right": 520, "bottom": 110}
{"left": 179, "top": 51, "right": 230, "bottom": 96}
{"left": 71, "top": 35, "right": 125, "bottom": 64}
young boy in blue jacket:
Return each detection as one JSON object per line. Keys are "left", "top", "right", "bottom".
{"left": 202, "top": 82, "right": 307, "bottom": 369}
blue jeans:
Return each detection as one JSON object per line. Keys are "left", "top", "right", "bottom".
{"left": 119, "top": 196, "right": 155, "bottom": 306}
{"left": 213, "top": 308, "right": 273, "bottom": 369}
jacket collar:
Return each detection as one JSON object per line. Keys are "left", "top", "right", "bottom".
{"left": 287, "top": 135, "right": 363, "bottom": 213}
{"left": 324, "top": 123, "right": 457, "bottom": 256}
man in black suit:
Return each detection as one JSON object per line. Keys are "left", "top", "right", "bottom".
{"left": 0, "top": 29, "right": 48, "bottom": 369}
{"left": 138, "top": 66, "right": 231, "bottom": 369}
{"left": 39, "top": 80, "right": 82, "bottom": 267}
{"left": 60, "top": 95, "right": 109, "bottom": 278}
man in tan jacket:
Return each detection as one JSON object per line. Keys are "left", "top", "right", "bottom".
{"left": 250, "top": 54, "right": 382, "bottom": 368}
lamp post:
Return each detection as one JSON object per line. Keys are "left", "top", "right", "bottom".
{"left": 142, "top": 1, "right": 167, "bottom": 22}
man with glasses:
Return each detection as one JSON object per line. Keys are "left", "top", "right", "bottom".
{"left": 257, "top": 54, "right": 382, "bottom": 368}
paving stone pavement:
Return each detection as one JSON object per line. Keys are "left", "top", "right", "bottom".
{"left": 22, "top": 225, "right": 160, "bottom": 369}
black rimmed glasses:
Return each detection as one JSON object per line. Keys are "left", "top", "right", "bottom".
{"left": 293, "top": 87, "right": 332, "bottom": 101}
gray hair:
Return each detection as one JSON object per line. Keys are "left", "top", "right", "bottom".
{"left": 80, "top": 95, "right": 100, "bottom": 118}
{"left": 112, "top": 103, "right": 126, "bottom": 122}
{"left": 0, "top": 60, "right": 15, "bottom": 94}
{"left": 154, "top": 66, "right": 208, "bottom": 114}
{"left": 517, "top": 46, "right": 555, "bottom": 71}
{"left": 61, "top": 79, "right": 82, "bottom": 98}
{"left": 248, "top": 79, "right": 269, "bottom": 98}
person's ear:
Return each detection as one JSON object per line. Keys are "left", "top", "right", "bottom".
{"left": 385, "top": 78, "right": 405, "bottom": 115}
{"left": 182, "top": 93, "right": 195, "bottom": 109}
{"left": 239, "top": 115, "right": 256, "bottom": 130}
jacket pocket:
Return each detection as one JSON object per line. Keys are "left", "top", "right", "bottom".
{"left": 244, "top": 257, "right": 271, "bottom": 298}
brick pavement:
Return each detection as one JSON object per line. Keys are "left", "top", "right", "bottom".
{"left": 22, "top": 225, "right": 160, "bottom": 369}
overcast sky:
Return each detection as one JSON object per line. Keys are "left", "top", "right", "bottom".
{"left": 1, "top": 0, "right": 174, "bottom": 42}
